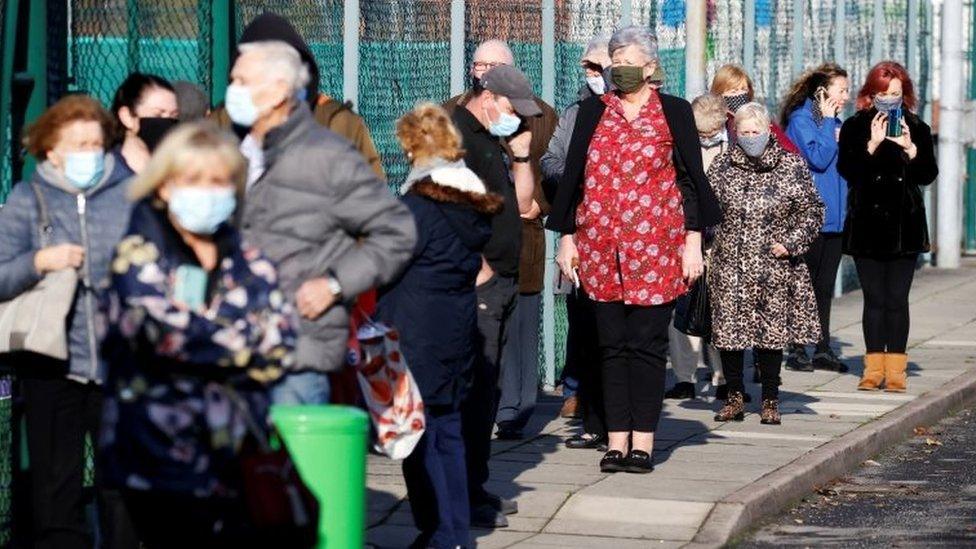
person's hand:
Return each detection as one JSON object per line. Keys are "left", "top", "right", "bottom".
{"left": 521, "top": 199, "right": 542, "bottom": 220}
{"left": 819, "top": 97, "right": 841, "bottom": 119}
{"left": 295, "top": 277, "right": 337, "bottom": 320}
{"left": 885, "top": 119, "right": 916, "bottom": 158}
{"left": 556, "top": 235, "right": 580, "bottom": 283}
{"left": 682, "top": 244, "right": 704, "bottom": 284}
{"left": 508, "top": 130, "right": 532, "bottom": 158}
{"left": 770, "top": 243, "right": 789, "bottom": 258}
{"left": 476, "top": 257, "right": 495, "bottom": 287}
{"left": 34, "top": 244, "right": 84, "bottom": 274}
{"left": 868, "top": 111, "right": 887, "bottom": 154}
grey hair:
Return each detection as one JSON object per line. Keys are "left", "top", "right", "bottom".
{"left": 582, "top": 35, "right": 610, "bottom": 63}
{"left": 237, "top": 40, "right": 311, "bottom": 95}
{"left": 473, "top": 40, "right": 515, "bottom": 65}
{"left": 734, "top": 102, "right": 771, "bottom": 130}
{"left": 691, "top": 93, "right": 728, "bottom": 134}
{"left": 608, "top": 26, "right": 659, "bottom": 63}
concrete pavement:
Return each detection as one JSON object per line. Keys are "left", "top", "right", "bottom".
{"left": 365, "top": 259, "right": 976, "bottom": 548}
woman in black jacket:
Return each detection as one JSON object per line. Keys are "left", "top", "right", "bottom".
{"left": 838, "top": 61, "right": 938, "bottom": 393}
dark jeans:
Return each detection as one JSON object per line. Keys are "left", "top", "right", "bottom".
{"left": 402, "top": 410, "right": 469, "bottom": 549}
{"left": 804, "top": 233, "right": 844, "bottom": 350}
{"left": 592, "top": 301, "right": 673, "bottom": 433}
{"left": 721, "top": 349, "right": 783, "bottom": 400}
{"left": 461, "top": 274, "right": 517, "bottom": 504}
{"left": 20, "top": 364, "right": 137, "bottom": 549}
{"left": 497, "top": 292, "right": 540, "bottom": 433}
{"left": 854, "top": 255, "right": 918, "bottom": 353}
{"left": 565, "top": 292, "right": 605, "bottom": 437}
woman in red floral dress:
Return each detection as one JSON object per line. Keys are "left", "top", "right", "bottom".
{"left": 547, "top": 26, "right": 721, "bottom": 474}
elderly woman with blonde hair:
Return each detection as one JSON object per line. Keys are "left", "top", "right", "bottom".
{"left": 99, "top": 121, "right": 302, "bottom": 546}
{"left": 707, "top": 102, "right": 824, "bottom": 425}
{"left": 377, "top": 102, "right": 502, "bottom": 548}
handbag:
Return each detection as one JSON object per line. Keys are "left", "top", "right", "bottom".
{"left": 674, "top": 267, "right": 711, "bottom": 338}
{"left": 0, "top": 183, "right": 78, "bottom": 360}
{"left": 349, "top": 309, "right": 425, "bottom": 460}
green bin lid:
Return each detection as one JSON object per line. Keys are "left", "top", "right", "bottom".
{"left": 271, "top": 404, "right": 370, "bottom": 435}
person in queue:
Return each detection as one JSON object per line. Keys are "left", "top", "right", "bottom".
{"left": 710, "top": 64, "right": 799, "bottom": 154}
{"left": 0, "top": 95, "right": 136, "bottom": 547}
{"left": 708, "top": 102, "right": 825, "bottom": 426}
{"left": 99, "top": 122, "right": 300, "bottom": 547}
{"left": 172, "top": 80, "right": 211, "bottom": 121}
{"left": 541, "top": 34, "right": 611, "bottom": 448}
{"left": 838, "top": 61, "right": 938, "bottom": 393}
{"left": 226, "top": 40, "right": 416, "bottom": 404}
{"left": 664, "top": 93, "right": 728, "bottom": 402}
{"left": 446, "top": 58, "right": 538, "bottom": 527}
{"left": 782, "top": 63, "right": 852, "bottom": 373}
{"left": 110, "top": 73, "right": 180, "bottom": 172}
{"left": 379, "top": 102, "right": 503, "bottom": 549}
{"left": 548, "top": 25, "right": 721, "bottom": 474}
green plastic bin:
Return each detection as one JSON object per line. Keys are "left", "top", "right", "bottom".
{"left": 271, "top": 405, "right": 369, "bottom": 549}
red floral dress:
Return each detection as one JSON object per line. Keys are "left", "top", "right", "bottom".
{"left": 574, "top": 91, "right": 687, "bottom": 306}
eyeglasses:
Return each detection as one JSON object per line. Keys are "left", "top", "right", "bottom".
{"left": 472, "top": 61, "right": 506, "bottom": 71}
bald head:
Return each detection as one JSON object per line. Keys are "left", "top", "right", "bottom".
{"left": 471, "top": 40, "right": 515, "bottom": 80}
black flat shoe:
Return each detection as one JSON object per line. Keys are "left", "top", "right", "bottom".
{"left": 483, "top": 492, "right": 518, "bottom": 515}
{"left": 624, "top": 450, "right": 654, "bottom": 474}
{"left": 495, "top": 429, "right": 523, "bottom": 440}
{"left": 470, "top": 503, "right": 508, "bottom": 529}
{"left": 664, "top": 381, "right": 696, "bottom": 400}
{"left": 812, "top": 348, "right": 849, "bottom": 373}
{"left": 566, "top": 433, "right": 607, "bottom": 449}
{"left": 600, "top": 450, "right": 628, "bottom": 473}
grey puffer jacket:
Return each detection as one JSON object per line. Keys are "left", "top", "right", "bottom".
{"left": 242, "top": 103, "right": 417, "bottom": 372}
{"left": 0, "top": 156, "right": 132, "bottom": 382}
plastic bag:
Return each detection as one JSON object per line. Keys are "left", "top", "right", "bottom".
{"left": 674, "top": 268, "right": 711, "bottom": 338}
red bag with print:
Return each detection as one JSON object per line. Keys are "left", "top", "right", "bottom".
{"left": 348, "top": 309, "right": 425, "bottom": 460}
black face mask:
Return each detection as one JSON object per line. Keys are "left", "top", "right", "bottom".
{"left": 471, "top": 75, "right": 484, "bottom": 93}
{"left": 137, "top": 117, "right": 179, "bottom": 153}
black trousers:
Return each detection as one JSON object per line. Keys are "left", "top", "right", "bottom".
{"left": 592, "top": 301, "right": 673, "bottom": 433}
{"left": 721, "top": 349, "right": 783, "bottom": 400}
{"left": 461, "top": 275, "right": 517, "bottom": 505}
{"left": 20, "top": 363, "right": 137, "bottom": 549}
{"left": 564, "top": 292, "right": 605, "bottom": 437}
{"left": 854, "top": 255, "right": 918, "bottom": 353}
{"left": 804, "top": 233, "right": 844, "bottom": 349}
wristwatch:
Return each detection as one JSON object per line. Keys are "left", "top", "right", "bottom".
{"left": 325, "top": 273, "right": 343, "bottom": 300}
{"left": 512, "top": 155, "right": 531, "bottom": 163}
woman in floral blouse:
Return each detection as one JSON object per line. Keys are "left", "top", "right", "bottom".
{"left": 547, "top": 26, "right": 721, "bottom": 474}
{"left": 99, "top": 122, "right": 298, "bottom": 546}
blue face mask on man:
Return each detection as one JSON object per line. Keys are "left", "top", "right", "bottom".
{"left": 224, "top": 83, "right": 261, "bottom": 127}
{"left": 64, "top": 151, "right": 105, "bottom": 190}
{"left": 168, "top": 187, "right": 237, "bottom": 235}
{"left": 484, "top": 98, "right": 522, "bottom": 138}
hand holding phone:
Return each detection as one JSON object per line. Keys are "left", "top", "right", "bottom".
{"left": 174, "top": 265, "right": 208, "bottom": 310}
{"left": 886, "top": 107, "right": 903, "bottom": 138}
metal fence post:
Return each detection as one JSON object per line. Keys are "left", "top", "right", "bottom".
{"left": 907, "top": 0, "right": 919, "bottom": 78}
{"left": 22, "top": 0, "right": 49, "bottom": 180}
{"left": 744, "top": 0, "right": 756, "bottom": 78}
{"left": 834, "top": 0, "right": 846, "bottom": 69}
{"left": 0, "top": 0, "right": 20, "bottom": 200}
{"left": 126, "top": 0, "right": 139, "bottom": 73}
{"left": 937, "top": 0, "right": 965, "bottom": 268}
{"left": 541, "top": 0, "right": 556, "bottom": 391}
{"left": 620, "top": 0, "right": 633, "bottom": 27}
{"left": 791, "top": 0, "right": 805, "bottom": 77}
{"left": 685, "top": 0, "right": 707, "bottom": 98}
{"left": 966, "top": 2, "right": 976, "bottom": 253}
{"left": 342, "top": 0, "right": 359, "bottom": 107}
{"left": 871, "top": 0, "right": 885, "bottom": 64}
{"left": 449, "top": 0, "right": 465, "bottom": 97}
{"left": 209, "top": 0, "right": 232, "bottom": 107}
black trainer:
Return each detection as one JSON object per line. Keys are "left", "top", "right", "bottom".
{"left": 624, "top": 450, "right": 654, "bottom": 474}
{"left": 599, "top": 450, "right": 628, "bottom": 473}
{"left": 784, "top": 345, "right": 814, "bottom": 372}
{"left": 664, "top": 381, "right": 696, "bottom": 400}
{"left": 812, "top": 347, "right": 849, "bottom": 373}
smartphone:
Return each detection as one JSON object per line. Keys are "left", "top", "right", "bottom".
{"left": 814, "top": 86, "right": 828, "bottom": 103}
{"left": 886, "top": 107, "right": 903, "bottom": 138}
{"left": 174, "top": 265, "right": 208, "bottom": 310}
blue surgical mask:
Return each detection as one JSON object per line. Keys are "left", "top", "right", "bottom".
{"left": 738, "top": 133, "right": 770, "bottom": 158}
{"left": 64, "top": 151, "right": 105, "bottom": 190}
{"left": 872, "top": 95, "right": 903, "bottom": 113}
{"left": 484, "top": 99, "right": 522, "bottom": 137}
{"left": 168, "top": 187, "right": 237, "bottom": 235}
{"left": 225, "top": 84, "right": 260, "bottom": 127}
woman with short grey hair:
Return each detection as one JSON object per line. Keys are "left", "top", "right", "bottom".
{"left": 547, "top": 25, "right": 721, "bottom": 474}
{"left": 707, "top": 102, "right": 824, "bottom": 426}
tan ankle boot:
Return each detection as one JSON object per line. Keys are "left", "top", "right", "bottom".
{"left": 857, "top": 353, "right": 886, "bottom": 391}
{"left": 884, "top": 353, "right": 908, "bottom": 392}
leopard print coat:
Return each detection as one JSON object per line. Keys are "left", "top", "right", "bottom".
{"left": 706, "top": 137, "right": 825, "bottom": 350}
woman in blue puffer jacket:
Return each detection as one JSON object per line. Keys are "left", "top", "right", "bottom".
{"left": 782, "top": 63, "right": 851, "bottom": 374}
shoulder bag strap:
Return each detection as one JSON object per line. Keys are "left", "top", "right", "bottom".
{"left": 28, "top": 182, "right": 53, "bottom": 248}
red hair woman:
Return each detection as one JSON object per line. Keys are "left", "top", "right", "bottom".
{"left": 837, "top": 61, "right": 938, "bottom": 393}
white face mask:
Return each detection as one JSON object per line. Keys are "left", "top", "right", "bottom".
{"left": 585, "top": 75, "right": 606, "bottom": 96}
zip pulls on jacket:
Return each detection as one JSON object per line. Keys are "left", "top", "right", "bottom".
{"left": 76, "top": 193, "right": 99, "bottom": 381}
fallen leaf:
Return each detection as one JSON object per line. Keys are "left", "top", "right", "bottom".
{"left": 925, "top": 438, "right": 943, "bottom": 446}
{"left": 794, "top": 518, "right": 805, "bottom": 524}
{"left": 864, "top": 459, "right": 881, "bottom": 467}
{"left": 914, "top": 426, "right": 929, "bottom": 436}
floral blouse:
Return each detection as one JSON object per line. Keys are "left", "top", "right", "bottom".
{"left": 98, "top": 201, "right": 296, "bottom": 497}
{"left": 574, "top": 90, "right": 687, "bottom": 306}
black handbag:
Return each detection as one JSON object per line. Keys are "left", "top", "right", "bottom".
{"left": 674, "top": 268, "right": 711, "bottom": 338}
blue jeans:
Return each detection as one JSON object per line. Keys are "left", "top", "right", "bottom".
{"left": 402, "top": 411, "right": 469, "bottom": 549}
{"left": 269, "top": 371, "right": 331, "bottom": 405}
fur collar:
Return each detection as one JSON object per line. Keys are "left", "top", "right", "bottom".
{"left": 408, "top": 167, "right": 503, "bottom": 215}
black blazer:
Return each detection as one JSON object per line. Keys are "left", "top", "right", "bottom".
{"left": 837, "top": 109, "right": 938, "bottom": 257}
{"left": 545, "top": 93, "right": 722, "bottom": 234}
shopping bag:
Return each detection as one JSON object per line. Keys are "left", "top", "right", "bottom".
{"left": 674, "top": 267, "right": 711, "bottom": 338}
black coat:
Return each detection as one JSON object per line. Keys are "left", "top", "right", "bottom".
{"left": 837, "top": 109, "right": 938, "bottom": 257}
{"left": 376, "top": 169, "right": 502, "bottom": 410}
{"left": 546, "top": 92, "right": 722, "bottom": 234}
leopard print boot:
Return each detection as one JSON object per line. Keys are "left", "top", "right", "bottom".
{"left": 760, "top": 399, "right": 781, "bottom": 425}
{"left": 714, "top": 391, "right": 745, "bottom": 422}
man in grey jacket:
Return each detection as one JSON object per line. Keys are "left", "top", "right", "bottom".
{"left": 227, "top": 40, "right": 416, "bottom": 404}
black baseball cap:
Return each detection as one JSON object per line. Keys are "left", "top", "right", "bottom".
{"left": 481, "top": 65, "right": 542, "bottom": 117}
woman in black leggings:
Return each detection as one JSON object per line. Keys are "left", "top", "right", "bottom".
{"left": 838, "top": 61, "right": 938, "bottom": 392}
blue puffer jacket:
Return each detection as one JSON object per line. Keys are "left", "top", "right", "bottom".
{"left": 786, "top": 99, "right": 846, "bottom": 233}
{"left": 0, "top": 154, "right": 132, "bottom": 382}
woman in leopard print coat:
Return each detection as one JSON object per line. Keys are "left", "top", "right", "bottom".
{"left": 706, "top": 102, "right": 825, "bottom": 425}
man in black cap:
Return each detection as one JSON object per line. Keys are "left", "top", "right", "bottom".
{"left": 446, "top": 63, "right": 539, "bottom": 529}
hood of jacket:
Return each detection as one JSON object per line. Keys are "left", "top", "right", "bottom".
{"left": 35, "top": 153, "right": 120, "bottom": 196}
{"left": 408, "top": 165, "right": 502, "bottom": 251}
{"left": 238, "top": 12, "right": 319, "bottom": 108}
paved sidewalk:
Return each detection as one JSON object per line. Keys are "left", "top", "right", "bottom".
{"left": 365, "top": 259, "right": 976, "bottom": 548}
